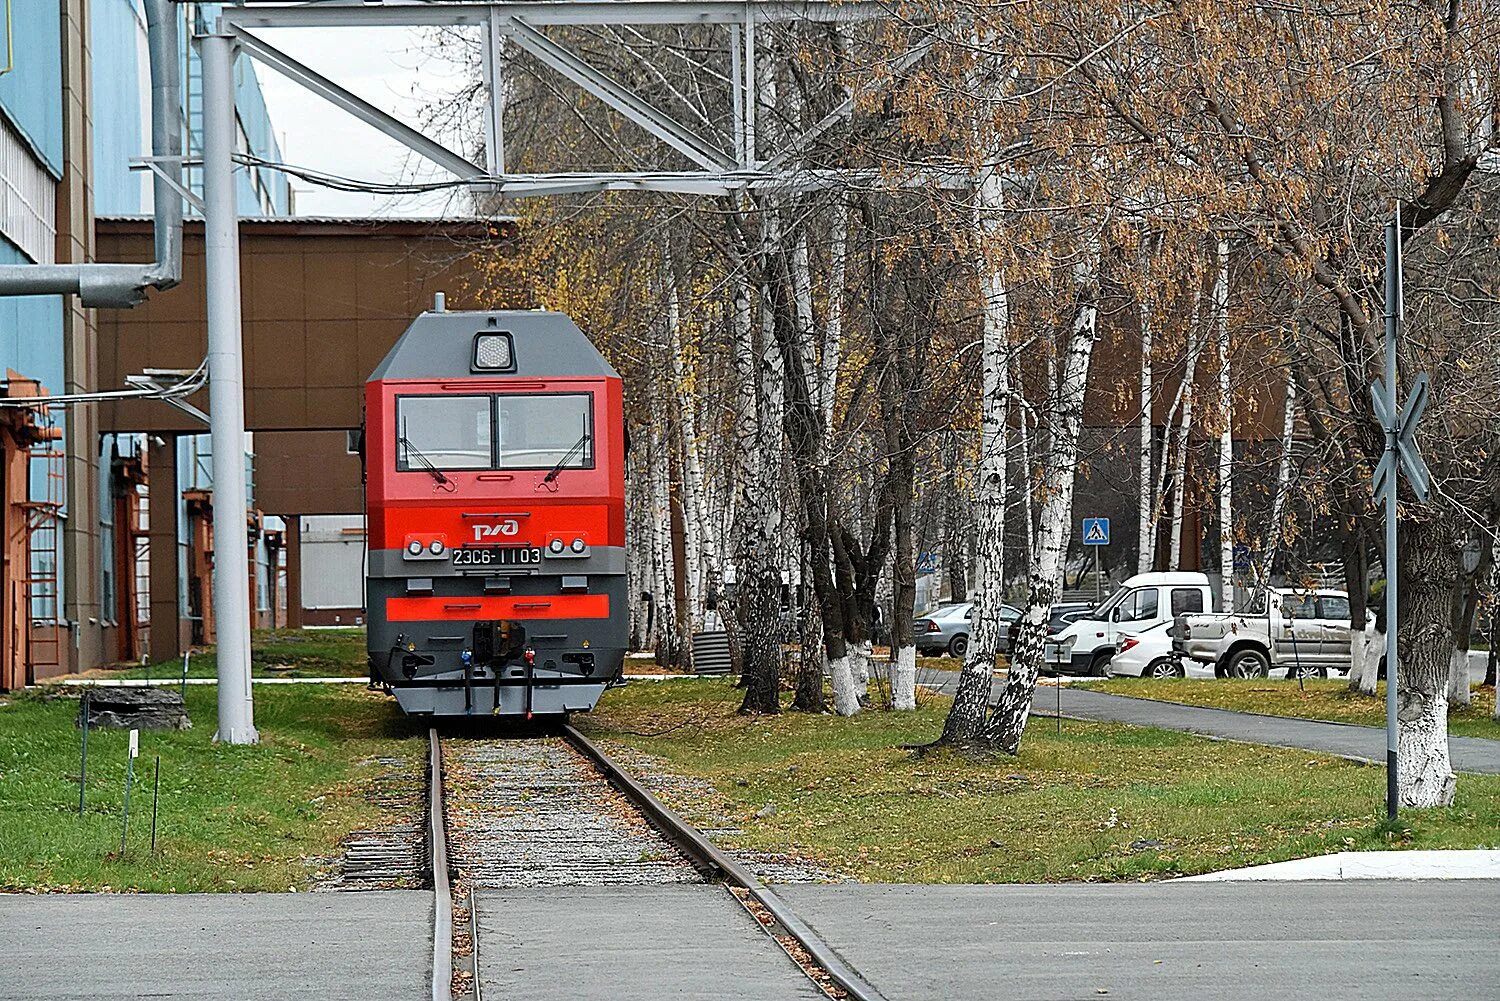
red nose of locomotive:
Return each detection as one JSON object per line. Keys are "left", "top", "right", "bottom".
{"left": 363, "top": 308, "right": 627, "bottom": 717}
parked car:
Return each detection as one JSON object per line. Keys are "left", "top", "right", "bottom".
{"left": 1174, "top": 587, "right": 1365, "bottom": 679}
{"left": 913, "top": 601, "right": 1023, "bottom": 658}
{"left": 1048, "top": 602, "right": 1094, "bottom": 636}
{"left": 1044, "top": 572, "right": 1214, "bottom": 676}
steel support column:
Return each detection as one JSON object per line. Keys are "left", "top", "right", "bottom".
{"left": 202, "top": 32, "right": 257, "bottom": 745}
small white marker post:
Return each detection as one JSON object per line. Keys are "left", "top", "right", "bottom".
{"left": 121, "top": 729, "right": 140, "bottom": 854}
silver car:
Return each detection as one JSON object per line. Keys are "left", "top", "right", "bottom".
{"left": 913, "top": 602, "right": 1023, "bottom": 658}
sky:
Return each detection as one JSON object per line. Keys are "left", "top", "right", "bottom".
{"left": 253, "top": 27, "right": 476, "bottom": 219}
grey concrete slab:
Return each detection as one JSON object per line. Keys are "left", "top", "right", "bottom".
{"left": 476, "top": 884, "right": 824, "bottom": 1000}
{"left": 781, "top": 882, "right": 1500, "bottom": 1001}
{"left": 0, "top": 891, "right": 430, "bottom": 1001}
{"left": 918, "top": 668, "right": 1500, "bottom": 773}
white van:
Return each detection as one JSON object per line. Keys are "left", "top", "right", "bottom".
{"left": 1043, "top": 571, "right": 1213, "bottom": 676}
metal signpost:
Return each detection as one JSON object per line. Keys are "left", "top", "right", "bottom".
{"left": 1082, "top": 517, "right": 1109, "bottom": 606}
{"left": 1370, "top": 205, "right": 1431, "bottom": 820}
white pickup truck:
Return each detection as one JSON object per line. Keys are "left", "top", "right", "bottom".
{"left": 1044, "top": 572, "right": 1214, "bottom": 676}
{"left": 1173, "top": 587, "right": 1362, "bottom": 679}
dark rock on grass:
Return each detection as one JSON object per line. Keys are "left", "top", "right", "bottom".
{"left": 1128, "top": 838, "right": 1165, "bottom": 852}
{"left": 77, "top": 688, "right": 191, "bottom": 731}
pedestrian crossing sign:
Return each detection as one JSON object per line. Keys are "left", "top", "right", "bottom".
{"left": 1082, "top": 517, "right": 1110, "bottom": 546}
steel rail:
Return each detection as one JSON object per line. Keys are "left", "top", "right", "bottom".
{"left": 428, "top": 729, "right": 453, "bottom": 1001}
{"left": 562, "top": 724, "right": 889, "bottom": 1001}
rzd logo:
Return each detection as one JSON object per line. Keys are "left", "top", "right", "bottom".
{"left": 472, "top": 520, "right": 520, "bottom": 542}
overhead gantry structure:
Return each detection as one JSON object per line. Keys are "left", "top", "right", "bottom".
{"left": 214, "top": 0, "right": 924, "bottom": 197}
{"left": 185, "top": 0, "right": 930, "bottom": 741}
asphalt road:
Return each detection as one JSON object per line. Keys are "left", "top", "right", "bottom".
{"left": 0, "top": 892, "right": 430, "bottom": 1000}
{"left": 919, "top": 664, "right": 1500, "bottom": 773}
{"left": 782, "top": 882, "right": 1500, "bottom": 1001}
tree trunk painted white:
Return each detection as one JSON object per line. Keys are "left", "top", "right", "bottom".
{"left": 1137, "top": 289, "right": 1155, "bottom": 575}
{"left": 1397, "top": 518, "right": 1459, "bottom": 808}
{"left": 1168, "top": 290, "right": 1205, "bottom": 571}
{"left": 939, "top": 67, "right": 1012, "bottom": 741}
{"left": 1348, "top": 629, "right": 1372, "bottom": 695}
{"left": 1447, "top": 645, "right": 1472, "bottom": 708}
{"left": 982, "top": 244, "right": 1100, "bottom": 753}
{"left": 891, "top": 644, "right": 917, "bottom": 711}
{"left": 1212, "top": 236, "right": 1234, "bottom": 610}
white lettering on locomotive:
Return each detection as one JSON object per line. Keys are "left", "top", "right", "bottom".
{"left": 472, "top": 519, "right": 520, "bottom": 541}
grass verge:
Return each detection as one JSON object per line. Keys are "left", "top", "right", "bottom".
{"left": 577, "top": 678, "right": 1500, "bottom": 883}
{"left": 0, "top": 682, "right": 420, "bottom": 892}
{"left": 1085, "top": 677, "right": 1499, "bottom": 740}
{"left": 80, "top": 629, "right": 369, "bottom": 682}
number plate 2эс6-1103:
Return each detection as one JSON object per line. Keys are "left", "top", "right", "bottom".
{"left": 452, "top": 546, "right": 542, "bottom": 567}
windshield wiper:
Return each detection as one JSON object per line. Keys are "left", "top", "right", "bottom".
{"left": 398, "top": 435, "right": 452, "bottom": 488}
{"left": 542, "top": 433, "right": 590, "bottom": 485}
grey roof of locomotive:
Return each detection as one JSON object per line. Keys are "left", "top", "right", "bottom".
{"left": 367, "top": 309, "right": 619, "bottom": 382}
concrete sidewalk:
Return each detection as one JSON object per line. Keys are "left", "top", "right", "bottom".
{"left": 0, "top": 892, "right": 430, "bottom": 1000}
{"left": 920, "top": 668, "right": 1500, "bottom": 773}
{"left": 781, "top": 882, "right": 1500, "bottom": 1001}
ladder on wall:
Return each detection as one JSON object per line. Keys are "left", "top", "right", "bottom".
{"left": 22, "top": 412, "right": 66, "bottom": 682}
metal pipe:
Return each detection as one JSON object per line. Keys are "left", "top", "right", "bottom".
{"left": 0, "top": 0, "right": 181, "bottom": 307}
{"left": 1383, "top": 208, "right": 1401, "bottom": 818}
{"left": 202, "top": 30, "right": 257, "bottom": 746}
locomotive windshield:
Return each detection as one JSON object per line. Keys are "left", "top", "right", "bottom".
{"left": 496, "top": 393, "right": 593, "bottom": 469}
{"left": 395, "top": 392, "right": 594, "bottom": 471}
{"left": 397, "top": 395, "right": 491, "bottom": 470}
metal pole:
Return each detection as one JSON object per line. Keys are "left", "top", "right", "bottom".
{"left": 1094, "top": 546, "right": 1101, "bottom": 607}
{"left": 78, "top": 690, "right": 89, "bottom": 817}
{"left": 150, "top": 756, "right": 161, "bottom": 853}
{"left": 730, "top": 22, "right": 743, "bottom": 167}
{"left": 1383, "top": 207, "right": 1401, "bottom": 819}
{"left": 743, "top": 8, "right": 756, "bottom": 166}
{"left": 202, "top": 31, "right": 258, "bottom": 744}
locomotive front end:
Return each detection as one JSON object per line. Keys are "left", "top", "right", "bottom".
{"left": 364, "top": 310, "right": 627, "bottom": 717}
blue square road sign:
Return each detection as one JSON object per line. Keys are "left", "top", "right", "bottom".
{"left": 1082, "top": 517, "right": 1110, "bottom": 546}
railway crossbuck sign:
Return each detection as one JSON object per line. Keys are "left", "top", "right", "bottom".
{"left": 1369, "top": 371, "right": 1431, "bottom": 503}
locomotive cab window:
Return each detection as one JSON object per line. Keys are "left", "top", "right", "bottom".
{"left": 497, "top": 393, "right": 593, "bottom": 469}
{"left": 396, "top": 395, "right": 492, "bottom": 470}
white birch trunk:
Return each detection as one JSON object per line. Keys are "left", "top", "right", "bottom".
{"left": 664, "top": 275, "right": 708, "bottom": 631}
{"left": 646, "top": 397, "right": 677, "bottom": 660}
{"left": 1169, "top": 291, "right": 1205, "bottom": 571}
{"left": 1212, "top": 236, "right": 1234, "bottom": 610}
{"left": 938, "top": 49, "right": 1012, "bottom": 740}
{"left": 982, "top": 251, "right": 1100, "bottom": 752}
{"left": 1263, "top": 362, "right": 1297, "bottom": 581}
{"left": 1137, "top": 292, "right": 1155, "bottom": 575}
{"left": 821, "top": 199, "right": 848, "bottom": 434}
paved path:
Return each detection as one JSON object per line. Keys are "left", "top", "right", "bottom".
{"left": 475, "top": 884, "right": 824, "bottom": 1000}
{"left": 0, "top": 891, "right": 430, "bottom": 1000}
{"left": 919, "top": 668, "right": 1500, "bottom": 773}
{"left": 781, "top": 882, "right": 1500, "bottom": 1001}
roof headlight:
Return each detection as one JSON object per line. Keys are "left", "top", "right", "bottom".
{"left": 472, "top": 331, "right": 515, "bottom": 372}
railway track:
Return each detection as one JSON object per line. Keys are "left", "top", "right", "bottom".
{"left": 426, "top": 726, "right": 885, "bottom": 1001}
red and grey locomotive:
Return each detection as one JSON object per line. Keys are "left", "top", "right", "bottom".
{"left": 363, "top": 307, "right": 626, "bottom": 716}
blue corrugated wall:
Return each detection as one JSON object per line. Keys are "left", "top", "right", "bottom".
{"left": 0, "top": 1, "right": 63, "bottom": 178}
